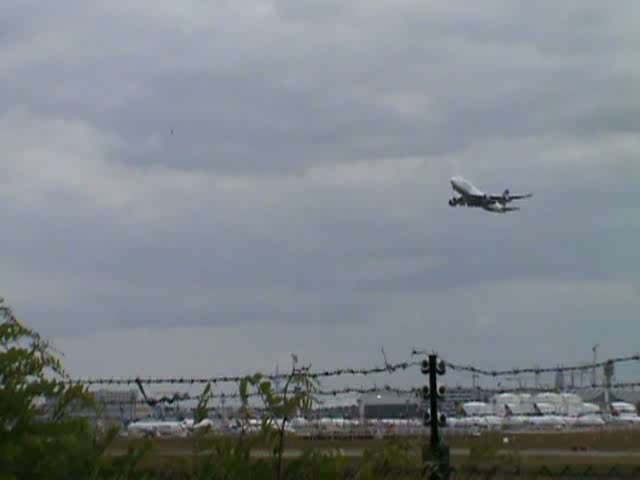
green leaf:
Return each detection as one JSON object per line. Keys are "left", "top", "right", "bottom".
{"left": 259, "top": 380, "right": 272, "bottom": 396}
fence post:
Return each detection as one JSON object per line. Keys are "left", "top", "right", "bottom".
{"left": 421, "top": 353, "right": 450, "bottom": 479}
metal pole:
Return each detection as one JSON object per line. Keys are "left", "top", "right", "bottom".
{"left": 429, "top": 354, "right": 439, "bottom": 447}
{"left": 592, "top": 344, "right": 599, "bottom": 387}
{"left": 422, "top": 353, "right": 449, "bottom": 480}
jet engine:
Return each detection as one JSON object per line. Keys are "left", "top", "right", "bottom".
{"left": 502, "top": 189, "right": 510, "bottom": 201}
{"left": 485, "top": 203, "right": 506, "bottom": 213}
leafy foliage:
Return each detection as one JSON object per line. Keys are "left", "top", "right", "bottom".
{"left": 0, "top": 297, "right": 151, "bottom": 479}
{"left": 248, "top": 359, "right": 319, "bottom": 480}
{"left": 357, "top": 439, "right": 423, "bottom": 480}
{"left": 0, "top": 296, "right": 456, "bottom": 479}
{"left": 283, "top": 448, "right": 352, "bottom": 480}
{"left": 1, "top": 298, "right": 95, "bottom": 478}
{"left": 188, "top": 357, "right": 321, "bottom": 480}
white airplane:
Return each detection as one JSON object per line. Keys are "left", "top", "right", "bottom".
{"left": 126, "top": 419, "right": 188, "bottom": 437}
{"left": 449, "top": 176, "right": 533, "bottom": 213}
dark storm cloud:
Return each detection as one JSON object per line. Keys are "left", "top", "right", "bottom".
{"left": 1, "top": 1, "right": 640, "bottom": 377}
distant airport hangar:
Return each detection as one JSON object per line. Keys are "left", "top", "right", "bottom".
{"left": 356, "top": 388, "right": 480, "bottom": 420}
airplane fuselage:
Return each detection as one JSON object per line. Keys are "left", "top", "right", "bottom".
{"left": 449, "top": 176, "right": 530, "bottom": 213}
{"left": 451, "top": 176, "right": 484, "bottom": 197}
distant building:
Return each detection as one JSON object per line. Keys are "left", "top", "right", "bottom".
{"left": 440, "top": 388, "right": 487, "bottom": 416}
{"left": 356, "top": 388, "right": 485, "bottom": 421}
{"left": 312, "top": 393, "right": 359, "bottom": 419}
{"left": 93, "top": 389, "right": 139, "bottom": 422}
{"left": 358, "top": 391, "right": 421, "bottom": 420}
{"left": 577, "top": 389, "right": 640, "bottom": 411}
{"left": 42, "top": 389, "right": 151, "bottom": 425}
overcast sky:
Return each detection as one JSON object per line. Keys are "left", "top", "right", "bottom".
{"left": 2, "top": 1, "right": 640, "bottom": 393}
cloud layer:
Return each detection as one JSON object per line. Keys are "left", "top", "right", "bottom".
{"left": 2, "top": 1, "right": 640, "bottom": 389}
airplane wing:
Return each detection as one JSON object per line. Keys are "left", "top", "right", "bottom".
{"left": 482, "top": 204, "right": 520, "bottom": 213}
{"left": 507, "top": 193, "right": 533, "bottom": 200}
{"left": 489, "top": 192, "right": 533, "bottom": 202}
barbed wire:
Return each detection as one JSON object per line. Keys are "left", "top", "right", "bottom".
{"left": 462, "top": 381, "right": 640, "bottom": 394}
{"left": 87, "top": 381, "right": 640, "bottom": 408}
{"left": 411, "top": 349, "right": 640, "bottom": 377}
{"left": 69, "top": 360, "right": 421, "bottom": 386}
{"left": 93, "top": 385, "right": 421, "bottom": 407}
{"left": 59, "top": 348, "right": 640, "bottom": 406}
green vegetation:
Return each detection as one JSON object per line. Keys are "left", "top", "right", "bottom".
{"left": 0, "top": 297, "right": 434, "bottom": 479}
{"left": 3, "top": 296, "right": 640, "bottom": 479}
{"left": 0, "top": 297, "right": 150, "bottom": 479}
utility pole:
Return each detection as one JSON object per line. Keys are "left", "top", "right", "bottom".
{"left": 421, "top": 354, "right": 450, "bottom": 479}
{"left": 570, "top": 369, "right": 575, "bottom": 389}
{"left": 592, "top": 344, "right": 599, "bottom": 387}
{"left": 555, "top": 366, "right": 565, "bottom": 391}
{"left": 604, "top": 360, "right": 614, "bottom": 406}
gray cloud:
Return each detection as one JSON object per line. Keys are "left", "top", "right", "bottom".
{"left": 1, "top": 1, "right": 640, "bottom": 386}
{"left": 4, "top": 1, "right": 639, "bottom": 174}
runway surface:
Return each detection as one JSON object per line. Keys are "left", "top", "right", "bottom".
{"left": 106, "top": 447, "right": 640, "bottom": 459}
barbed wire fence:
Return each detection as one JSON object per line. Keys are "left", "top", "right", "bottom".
{"left": 63, "top": 350, "right": 640, "bottom": 429}
{"left": 71, "top": 349, "right": 640, "bottom": 388}
{"left": 68, "top": 360, "right": 423, "bottom": 386}
{"left": 73, "top": 359, "right": 426, "bottom": 424}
